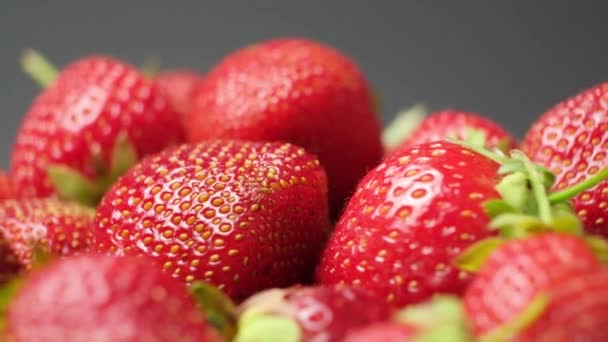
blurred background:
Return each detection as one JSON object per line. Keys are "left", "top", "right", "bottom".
{"left": 1, "top": 1, "right": 607, "bottom": 167}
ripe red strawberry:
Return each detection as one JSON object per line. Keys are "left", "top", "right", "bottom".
{"left": 340, "top": 322, "right": 416, "bottom": 342}
{"left": 521, "top": 82, "right": 608, "bottom": 237}
{"left": 316, "top": 141, "right": 502, "bottom": 306}
{"left": 0, "top": 198, "right": 94, "bottom": 282}
{"left": 93, "top": 140, "right": 331, "bottom": 301}
{"left": 0, "top": 170, "right": 13, "bottom": 200}
{"left": 186, "top": 38, "right": 383, "bottom": 217}
{"left": 387, "top": 109, "right": 517, "bottom": 155}
{"left": 154, "top": 70, "right": 200, "bottom": 122}
{"left": 4, "top": 254, "right": 222, "bottom": 342}
{"left": 235, "top": 285, "right": 392, "bottom": 342}
{"left": 9, "top": 50, "right": 183, "bottom": 205}
{"left": 463, "top": 233, "right": 608, "bottom": 341}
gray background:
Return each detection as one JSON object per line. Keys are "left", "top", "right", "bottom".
{"left": 1, "top": 1, "right": 607, "bottom": 168}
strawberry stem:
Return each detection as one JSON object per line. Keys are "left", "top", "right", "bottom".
{"left": 21, "top": 49, "right": 58, "bottom": 87}
{"left": 548, "top": 168, "right": 608, "bottom": 204}
{"left": 512, "top": 151, "right": 552, "bottom": 224}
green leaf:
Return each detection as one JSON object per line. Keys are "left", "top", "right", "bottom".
{"left": 20, "top": 49, "right": 58, "bottom": 88}
{"left": 549, "top": 211, "right": 583, "bottom": 235}
{"left": 30, "top": 246, "right": 52, "bottom": 270}
{"left": 415, "top": 324, "right": 474, "bottom": 342}
{"left": 497, "top": 159, "right": 526, "bottom": 175}
{"left": 234, "top": 313, "right": 301, "bottom": 342}
{"left": 489, "top": 213, "right": 549, "bottom": 237}
{"left": 494, "top": 138, "right": 512, "bottom": 154}
{"left": 583, "top": 235, "right": 608, "bottom": 262}
{"left": 190, "top": 281, "right": 237, "bottom": 341}
{"left": 47, "top": 164, "right": 101, "bottom": 207}
{"left": 495, "top": 172, "right": 530, "bottom": 213}
{"left": 455, "top": 238, "right": 505, "bottom": 272}
{"left": 140, "top": 56, "right": 161, "bottom": 79}
{"left": 382, "top": 104, "right": 428, "bottom": 150}
{"left": 483, "top": 199, "right": 517, "bottom": 218}
{"left": 0, "top": 277, "right": 24, "bottom": 333}
{"left": 480, "top": 293, "right": 549, "bottom": 342}
{"left": 395, "top": 295, "right": 474, "bottom": 342}
{"left": 461, "top": 127, "right": 488, "bottom": 149}
{"left": 107, "top": 132, "right": 138, "bottom": 183}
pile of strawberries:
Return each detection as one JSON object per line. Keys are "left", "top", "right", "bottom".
{"left": 0, "top": 37, "right": 607, "bottom": 342}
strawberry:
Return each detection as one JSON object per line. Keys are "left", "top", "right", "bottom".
{"left": 93, "top": 140, "right": 331, "bottom": 301}
{"left": 316, "top": 139, "right": 608, "bottom": 307}
{"left": 316, "top": 141, "right": 502, "bottom": 306}
{"left": 3, "top": 254, "right": 223, "bottom": 342}
{"left": 340, "top": 322, "right": 416, "bottom": 342}
{"left": 0, "top": 198, "right": 94, "bottom": 283}
{"left": 0, "top": 170, "right": 13, "bottom": 200}
{"left": 154, "top": 70, "right": 200, "bottom": 122}
{"left": 9, "top": 50, "right": 183, "bottom": 206}
{"left": 185, "top": 37, "right": 383, "bottom": 217}
{"left": 463, "top": 233, "right": 608, "bottom": 341}
{"left": 521, "top": 82, "right": 608, "bottom": 237}
{"left": 385, "top": 109, "right": 517, "bottom": 155}
{"left": 234, "top": 285, "right": 392, "bottom": 342}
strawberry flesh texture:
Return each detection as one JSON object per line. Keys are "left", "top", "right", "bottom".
{"left": 0, "top": 198, "right": 94, "bottom": 282}
{"left": 392, "top": 109, "right": 517, "bottom": 153}
{"left": 10, "top": 56, "right": 184, "bottom": 198}
{"left": 316, "top": 141, "right": 501, "bottom": 306}
{"left": 93, "top": 140, "right": 330, "bottom": 302}
{"left": 464, "top": 233, "right": 608, "bottom": 341}
{"left": 282, "top": 285, "right": 392, "bottom": 341}
{"left": 521, "top": 82, "right": 608, "bottom": 237}
{"left": 5, "top": 254, "right": 220, "bottom": 342}
{"left": 154, "top": 70, "right": 200, "bottom": 122}
{"left": 186, "top": 38, "right": 383, "bottom": 218}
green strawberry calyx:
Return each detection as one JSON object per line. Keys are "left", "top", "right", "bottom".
{"left": 233, "top": 288, "right": 301, "bottom": 342}
{"left": 140, "top": 56, "right": 162, "bottom": 79}
{"left": 189, "top": 281, "right": 238, "bottom": 341}
{"left": 21, "top": 50, "right": 140, "bottom": 207}
{"left": 395, "top": 295, "right": 475, "bottom": 342}
{"left": 0, "top": 247, "right": 52, "bottom": 332}
{"left": 382, "top": 104, "right": 428, "bottom": 150}
{"left": 382, "top": 105, "right": 511, "bottom": 153}
{"left": 46, "top": 132, "right": 138, "bottom": 207}
{"left": 454, "top": 142, "right": 608, "bottom": 271}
